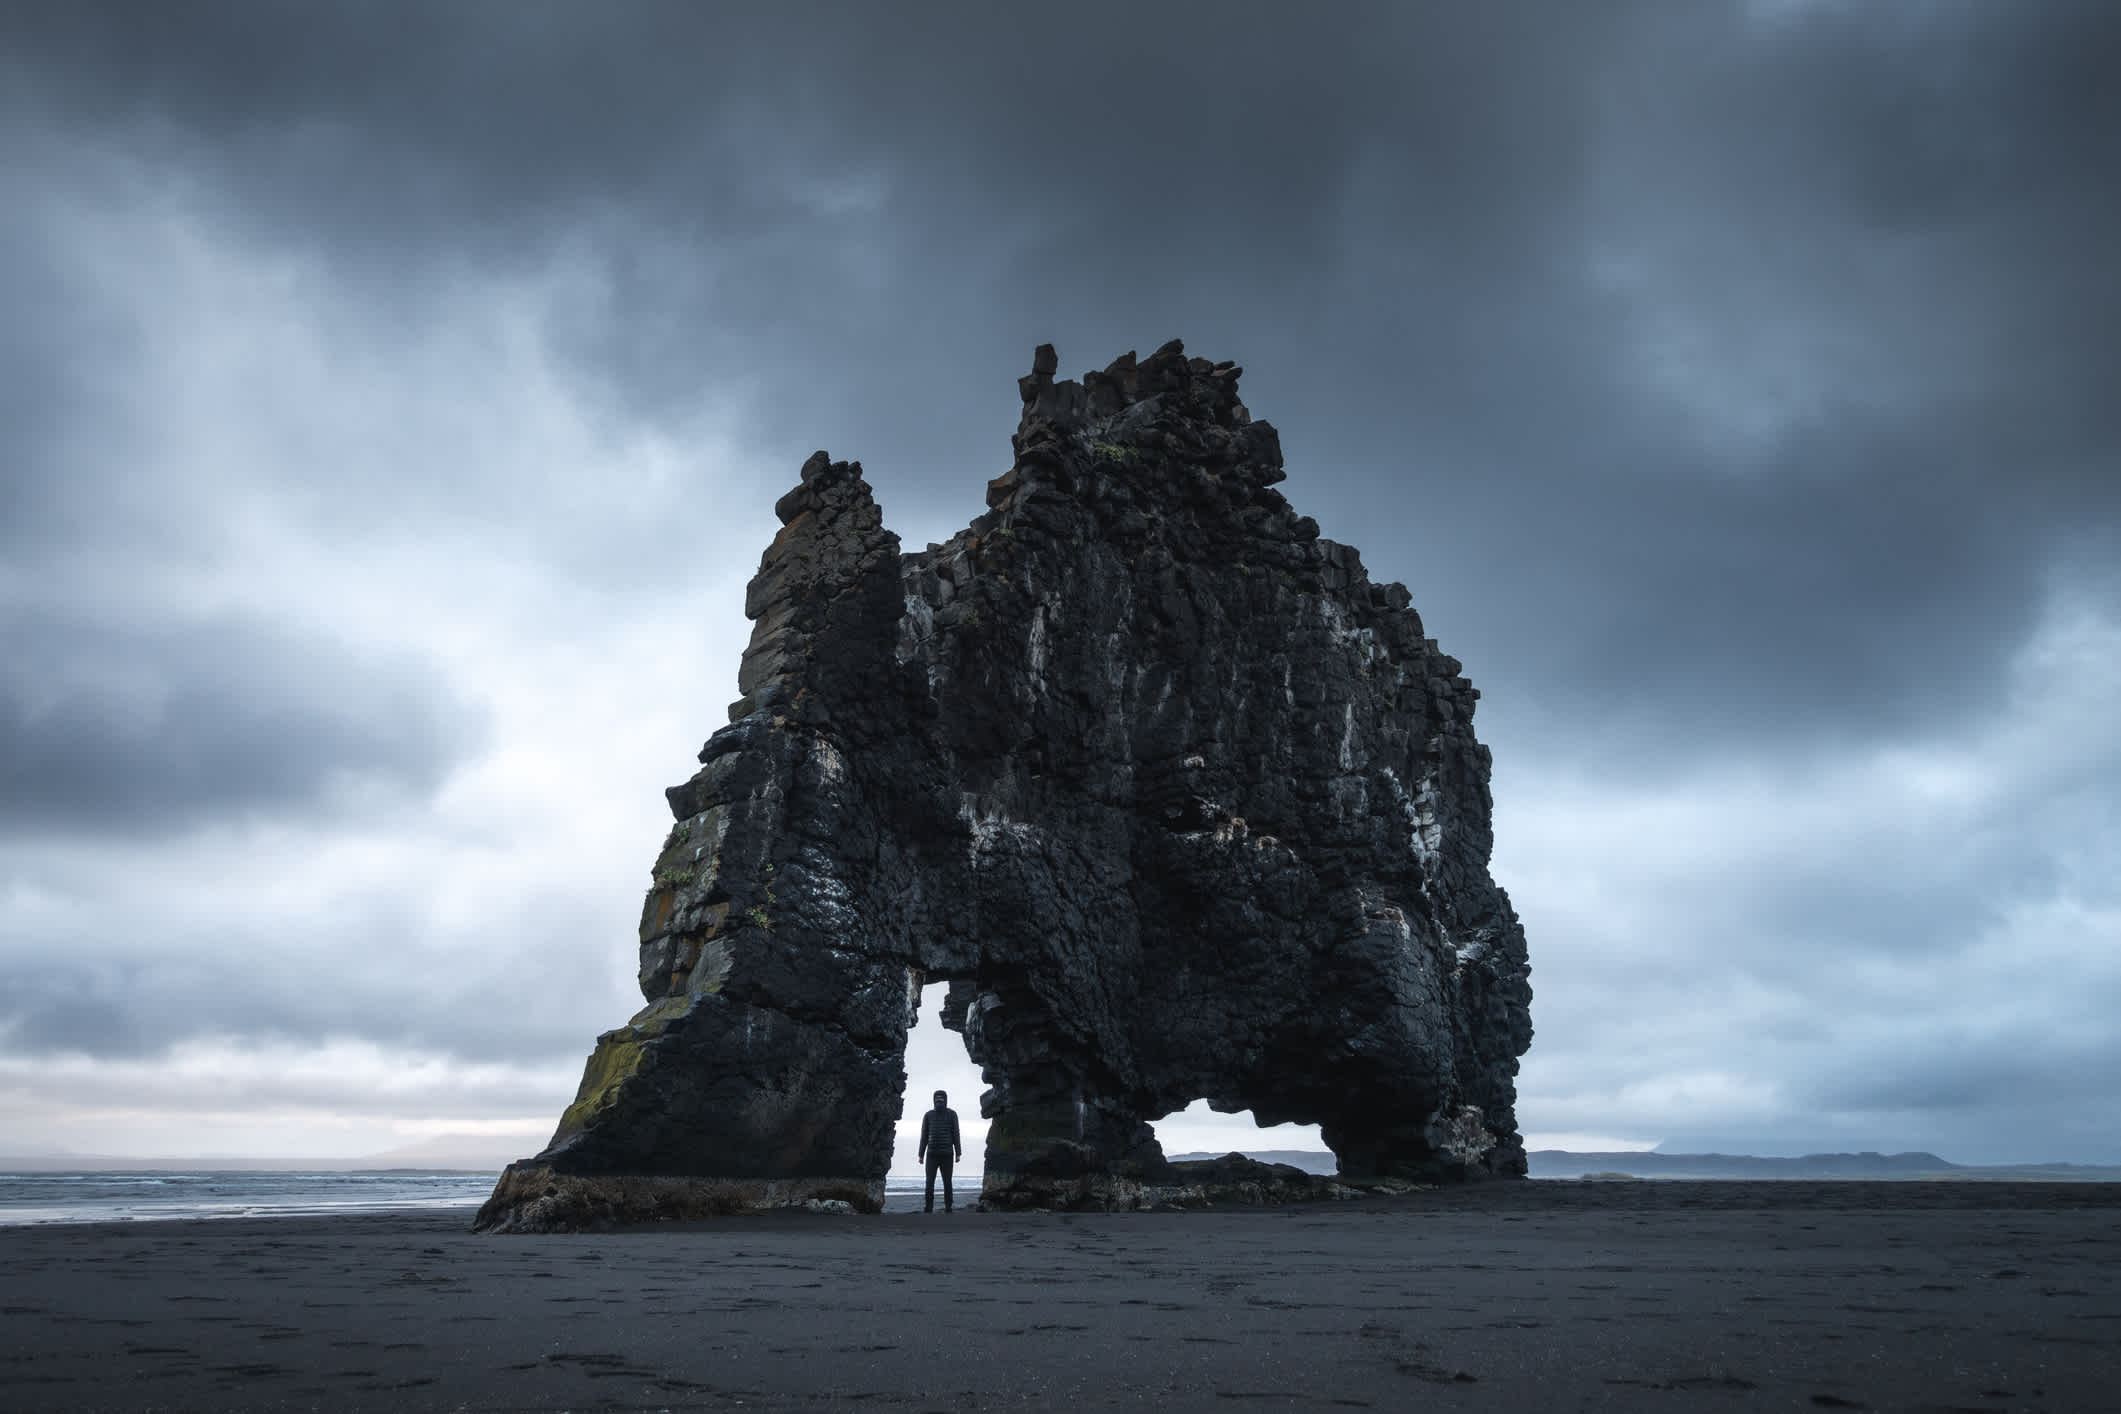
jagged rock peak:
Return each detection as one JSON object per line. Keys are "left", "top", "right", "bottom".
{"left": 1017, "top": 337, "right": 1251, "bottom": 430}
{"left": 476, "top": 342, "right": 1533, "bottom": 1232}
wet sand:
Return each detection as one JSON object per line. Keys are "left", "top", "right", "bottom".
{"left": 3, "top": 1181, "right": 2117, "bottom": 1411}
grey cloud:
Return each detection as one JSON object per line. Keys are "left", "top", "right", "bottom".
{"left": 1813, "top": 1034, "right": 2121, "bottom": 1117}
{"left": 2, "top": 2, "right": 2117, "bottom": 1161}
{"left": 0, "top": 616, "right": 483, "bottom": 836}
{"left": 0, "top": 2, "right": 1628, "bottom": 477}
{"left": 0, "top": 225, "right": 94, "bottom": 542}
{"left": 0, "top": 874, "right": 620, "bottom": 1065}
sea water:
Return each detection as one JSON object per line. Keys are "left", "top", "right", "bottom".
{"left": 0, "top": 1171, "right": 973, "bottom": 1224}
{"left": 0, "top": 1170, "right": 501, "bottom": 1225}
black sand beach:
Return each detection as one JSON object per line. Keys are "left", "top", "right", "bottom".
{"left": 4, "top": 1181, "right": 2117, "bottom": 1412}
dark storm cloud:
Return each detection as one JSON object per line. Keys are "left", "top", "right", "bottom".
{"left": 7, "top": 0, "right": 2113, "bottom": 750}
{"left": 0, "top": 616, "right": 482, "bottom": 835}
{"left": 0, "top": 1, "right": 1640, "bottom": 506}
{"left": 2, "top": 2, "right": 2116, "bottom": 1158}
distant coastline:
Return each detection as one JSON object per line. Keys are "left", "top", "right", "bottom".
{"left": 10, "top": 1148, "right": 2120, "bottom": 1182}
{"left": 1528, "top": 1150, "right": 2121, "bottom": 1181}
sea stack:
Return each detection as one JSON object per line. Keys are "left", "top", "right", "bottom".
{"left": 476, "top": 341, "right": 1533, "bottom": 1231}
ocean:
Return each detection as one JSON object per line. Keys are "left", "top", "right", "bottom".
{"left": 0, "top": 1171, "right": 970, "bottom": 1225}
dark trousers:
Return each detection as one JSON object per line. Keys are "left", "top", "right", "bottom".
{"left": 924, "top": 1152, "right": 955, "bottom": 1211}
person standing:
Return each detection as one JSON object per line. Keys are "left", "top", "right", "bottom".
{"left": 918, "top": 1089, "right": 963, "bottom": 1212}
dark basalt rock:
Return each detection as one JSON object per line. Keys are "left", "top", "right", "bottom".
{"left": 475, "top": 342, "right": 1534, "bottom": 1232}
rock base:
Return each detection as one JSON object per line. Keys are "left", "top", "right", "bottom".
{"left": 978, "top": 1154, "right": 1436, "bottom": 1212}
{"left": 473, "top": 1164, "right": 882, "bottom": 1233}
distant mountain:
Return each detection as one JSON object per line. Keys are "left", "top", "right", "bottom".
{"left": 1530, "top": 1150, "right": 2121, "bottom": 1181}
{"left": 1165, "top": 1149, "right": 2121, "bottom": 1181}
{"left": 0, "top": 1151, "right": 324, "bottom": 1173}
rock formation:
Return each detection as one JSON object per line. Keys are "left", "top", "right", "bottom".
{"left": 475, "top": 341, "right": 1533, "bottom": 1232}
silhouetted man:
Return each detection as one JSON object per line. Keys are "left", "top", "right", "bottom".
{"left": 918, "top": 1089, "right": 963, "bottom": 1212}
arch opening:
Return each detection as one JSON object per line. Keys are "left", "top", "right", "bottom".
{"left": 1150, "top": 1100, "right": 1332, "bottom": 1173}
{"left": 889, "top": 980, "right": 988, "bottom": 1209}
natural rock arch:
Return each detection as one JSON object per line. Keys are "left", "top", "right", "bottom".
{"left": 476, "top": 342, "right": 1533, "bottom": 1231}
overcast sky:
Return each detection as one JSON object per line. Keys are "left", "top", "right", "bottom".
{"left": 3, "top": 0, "right": 2115, "bottom": 1170}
